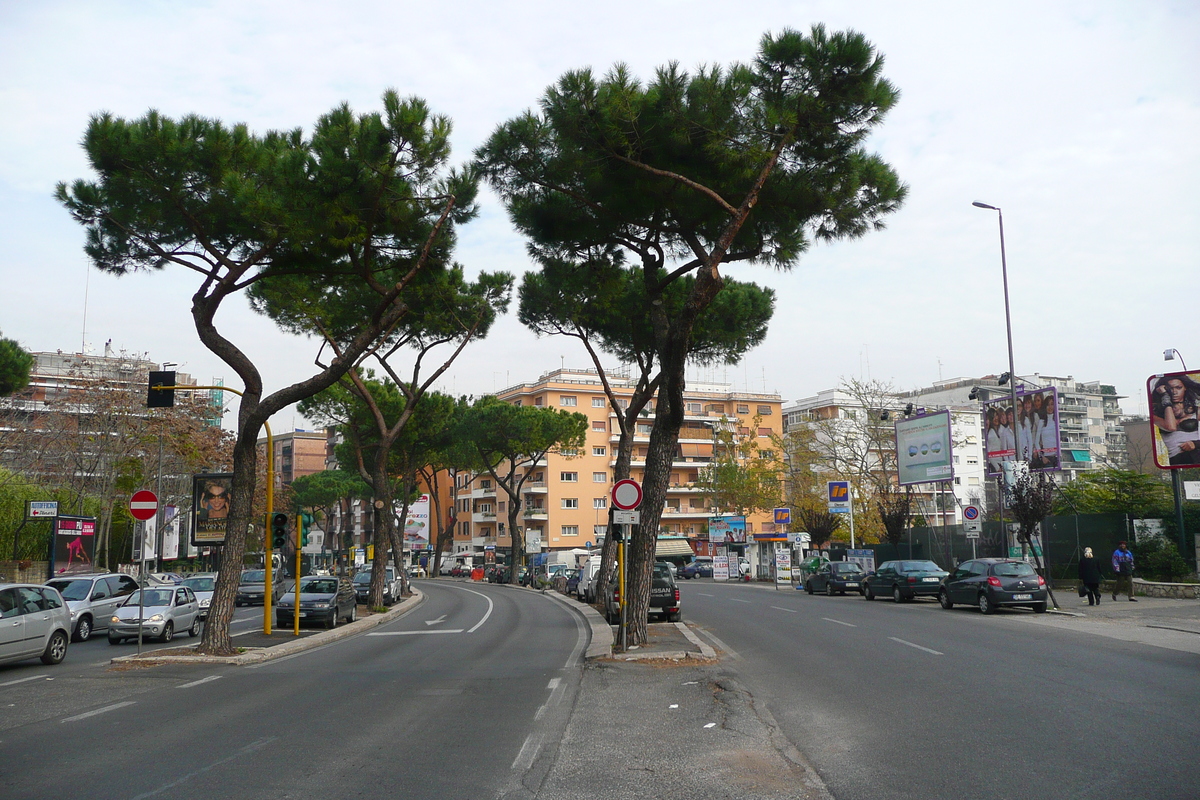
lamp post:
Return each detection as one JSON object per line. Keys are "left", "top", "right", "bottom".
{"left": 1163, "top": 348, "right": 1193, "bottom": 568}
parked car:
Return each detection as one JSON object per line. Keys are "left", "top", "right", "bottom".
{"left": 0, "top": 583, "right": 71, "bottom": 666}
{"left": 557, "top": 568, "right": 580, "bottom": 596}
{"left": 352, "top": 567, "right": 401, "bottom": 605}
{"left": 576, "top": 555, "right": 604, "bottom": 601}
{"left": 863, "top": 560, "right": 949, "bottom": 603}
{"left": 276, "top": 576, "right": 357, "bottom": 629}
{"left": 939, "top": 558, "right": 1048, "bottom": 614}
{"left": 109, "top": 585, "right": 201, "bottom": 644}
{"left": 737, "top": 558, "right": 751, "bottom": 578}
{"left": 604, "top": 562, "right": 681, "bottom": 623}
{"left": 407, "top": 565, "right": 427, "bottom": 579}
{"left": 235, "top": 569, "right": 285, "bottom": 607}
{"left": 144, "top": 572, "right": 184, "bottom": 586}
{"left": 180, "top": 573, "right": 217, "bottom": 619}
{"left": 45, "top": 572, "right": 140, "bottom": 641}
{"left": 679, "top": 558, "right": 714, "bottom": 579}
{"left": 805, "top": 561, "right": 867, "bottom": 596}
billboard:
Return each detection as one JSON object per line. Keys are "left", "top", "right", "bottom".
{"left": 1149, "top": 370, "right": 1200, "bottom": 469}
{"left": 193, "top": 473, "right": 233, "bottom": 546}
{"left": 402, "top": 494, "right": 431, "bottom": 550}
{"left": 708, "top": 515, "right": 747, "bottom": 544}
{"left": 52, "top": 516, "right": 96, "bottom": 576}
{"left": 895, "top": 410, "right": 953, "bottom": 486}
{"left": 983, "top": 388, "right": 1060, "bottom": 476}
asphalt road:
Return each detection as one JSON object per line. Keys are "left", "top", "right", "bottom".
{"left": 0, "top": 582, "right": 587, "bottom": 800}
{"left": 681, "top": 580, "right": 1200, "bottom": 800}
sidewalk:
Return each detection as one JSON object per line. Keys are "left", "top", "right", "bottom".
{"left": 1032, "top": 594, "right": 1200, "bottom": 653}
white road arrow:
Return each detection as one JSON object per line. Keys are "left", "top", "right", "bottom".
{"left": 424, "top": 614, "right": 447, "bottom": 627}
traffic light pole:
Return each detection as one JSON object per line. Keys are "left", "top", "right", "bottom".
{"left": 294, "top": 513, "right": 302, "bottom": 636}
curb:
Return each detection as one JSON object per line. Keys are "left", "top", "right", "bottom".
{"left": 109, "top": 589, "right": 427, "bottom": 667}
{"left": 512, "top": 583, "right": 613, "bottom": 659}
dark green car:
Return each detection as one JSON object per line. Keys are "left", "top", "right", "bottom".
{"left": 863, "top": 560, "right": 949, "bottom": 602}
{"left": 804, "top": 561, "right": 866, "bottom": 596}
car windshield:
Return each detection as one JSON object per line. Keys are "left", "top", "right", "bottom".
{"left": 182, "top": 577, "right": 215, "bottom": 592}
{"left": 241, "top": 570, "right": 266, "bottom": 583}
{"left": 832, "top": 563, "right": 863, "bottom": 574}
{"left": 126, "top": 589, "right": 174, "bottom": 606}
{"left": 46, "top": 578, "right": 94, "bottom": 600}
{"left": 653, "top": 564, "right": 671, "bottom": 578}
{"left": 302, "top": 579, "right": 338, "bottom": 594}
{"left": 899, "top": 561, "right": 942, "bottom": 573}
{"left": 353, "top": 573, "right": 371, "bottom": 585}
{"left": 993, "top": 561, "right": 1037, "bottom": 578}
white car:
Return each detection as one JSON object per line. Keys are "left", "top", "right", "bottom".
{"left": 108, "top": 585, "right": 201, "bottom": 644}
{"left": 407, "top": 565, "right": 427, "bottom": 579}
{"left": 180, "top": 573, "right": 217, "bottom": 619}
{"left": 0, "top": 583, "right": 71, "bottom": 666}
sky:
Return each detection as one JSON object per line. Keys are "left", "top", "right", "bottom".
{"left": 2, "top": 0, "right": 1197, "bottom": 428}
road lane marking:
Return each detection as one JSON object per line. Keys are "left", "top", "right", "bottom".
{"left": 512, "top": 732, "right": 543, "bottom": 770}
{"left": 127, "top": 737, "right": 275, "bottom": 800}
{"left": 822, "top": 618, "right": 857, "bottom": 628}
{"left": 695, "top": 628, "right": 741, "bottom": 660}
{"left": 425, "top": 614, "right": 447, "bottom": 626}
{"left": 889, "top": 637, "right": 943, "bottom": 655}
{"left": 697, "top": 593, "right": 715, "bottom": 597}
{"left": 547, "top": 678, "right": 561, "bottom": 690}
{"left": 731, "top": 598, "right": 751, "bottom": 603}
{"left": 771, "top": 606, "right": 798, "bottom": 613}
{"left": 448, "top": 585, "right": 495, "bottom": 633}
{"left": 62, "top": 701, "right": 136, "bottom": 722}
{"left": 704, "top": 723, "right": 716, "bottom": 728}
{"left": 0, "top": 674, "right": 49, "bottom": 687}
{"left": 368, "top": 629, "right": 464, "bottom": 636}
{"left": 669, "top": 704, "right": 679, "bottom": 708}
{"left": 177, "top": 675, "right": 222, "bottom": 689}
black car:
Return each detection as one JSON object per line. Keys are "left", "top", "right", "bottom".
{"left": 352, "top": 567, "right": 400, "bottom": 606}
{"left": 939, "top": 558, "right": 1048, "bottom": 614}
{"left": 275, "top": 576, "right": 357, "bottom": 629}
{"left": 604, "top": 562, "right": 681, "bottom": 623}
{"left": 863, "top": 560, "right": 949, "bottom": 602}
{"left": 805, "top": 561, "right": 866, "bottom": 596}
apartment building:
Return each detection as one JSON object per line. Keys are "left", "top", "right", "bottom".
{"left": 452, "top": 368, "right": 784, "bottom": 557}
{"left": 259, "top": 429, "right": 328, "bottom": 487}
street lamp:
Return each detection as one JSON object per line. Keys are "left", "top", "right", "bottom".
{"left": 1164, "top": 348, "right": 1189, "bottom": 371}
{"left": 973, "top": 201, "right": 1021, "bottom": 463}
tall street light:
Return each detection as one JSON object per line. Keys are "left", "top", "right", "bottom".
{"left": 973, "top": 201, "right": 1021, "bottom": 462}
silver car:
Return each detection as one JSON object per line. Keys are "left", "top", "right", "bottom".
{"left": 45, "top": 572, "right": 140, "bottom": 642}
{"left": 108, "top": 586, "right": 201, "bottom": 644}
{"left": 180, "top": 573, "right": 217, "bottom": 619}
{"left": 0, "top": 583, "right": 71, "bottom": 666}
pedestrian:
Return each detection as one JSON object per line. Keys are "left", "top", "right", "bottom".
{"left": 1111, "top": 541, "right": 1136, "bottom": 602}
{"left": 1078, "top": 547, "right": 1102, "bottom": 606}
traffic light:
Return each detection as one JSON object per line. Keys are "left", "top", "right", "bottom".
{"left": 147, "top": 371, "right": 176, "bottom": 408}
{"left": 270, "top": 512, "right": 288, "bottom": 549}
{"left": 298, "top": 511, "right": 312, "bottom": 547}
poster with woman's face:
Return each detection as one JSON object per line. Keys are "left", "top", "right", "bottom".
{"left": 1149, "top": 370, "right": 1200, "bottom": 469}
{"left": 193, "top": 473, "right": 233, "bottom": 545}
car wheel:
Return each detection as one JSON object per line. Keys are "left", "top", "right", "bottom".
{"left": 1033, "top": 602, "right": 1047, "bottom": 614}
{"left": 41, "top": 631, "right": 68, "bottom": 665}
{"left": 826, "top": 582, "right": 835, "bottom": 597}
{"left": 805, "top": 581, "right": 814, "bottom": 595}
{"left": 978, "top": 593, "right": 995, "bottom": 615}
{"left": 108, "top": 635, "right": 122, "bottom": 645}
{"left": 347, "top": 604, "right": 357, "bottom": 623}
{"left": 327, "top": 609, "right": 338, "bottom": 629}
{"left": 160, "top": 622, "right": 174, "bottom": 643}
{"left": 73, "top": 616, "right": 92, "bottom": 643}
{"left": 864, "top": 584, "right": 874, "bottom": 601}
{"left": 189, "top": 616, "right": 202, "bottom": 637}
{"left": 939, "top": 590, "right": 953, "bottom": 610}
{"left": 667, "top": 611, "right": 682, "bottom": 623}
{"left": 892, "top": 586, "right": 904, "bottom": 604}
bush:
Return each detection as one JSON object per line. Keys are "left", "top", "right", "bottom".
{"left": 1135, "top": 537, "right": 1193, "bottom": 583}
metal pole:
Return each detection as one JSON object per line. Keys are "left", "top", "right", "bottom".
{"left": 263, "top": 420, "right": 274, "bottom": 635}
{"left": 619, "top": 524, "right": 627, "bottom": 652}
{"left": 137, "top": 521, "right": 145, "bottom": 656}
{"left": 1173, "top": 470, "right": 1190, "bottom": 570}
{"left": 154, "top": 427, "right": 164, "bottom": 574}
{"left": 848, "top": 487, "right": 856, "bottom": 549}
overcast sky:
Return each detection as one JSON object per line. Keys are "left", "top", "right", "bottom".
{"left": 2, "top": 0, "right": 1196, "bottom": 427}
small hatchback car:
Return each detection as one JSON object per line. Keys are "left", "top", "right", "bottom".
{"left": 0, "top": 583, "right": 71, "bottom": 666}
{"left": 45, "top": 572, "right": 140, "bottom": 641}
{"left": 939, "top": 558, "right": 1048, "bottom": 614}
{"left": 805, "top": 561, "right": 867, "bottom": 596}
{"left": 109, "top": 585, "right": 202, "bottom": 644}
{"left": 863, "top": 560, "right": 949, "bottom": 603}
{"left": 276, "top": 576, "right": 357, "bottom": 629}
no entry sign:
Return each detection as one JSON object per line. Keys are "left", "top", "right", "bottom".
{"left": 611, "top": 479, "right": 643, "bottom": 510}
{"left": 129, "top": 490, "right": 159, "bottom": 521}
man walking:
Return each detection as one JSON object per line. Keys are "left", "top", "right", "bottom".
{"left": 1111, "top": 541, "right": 1136, "bottom": 602}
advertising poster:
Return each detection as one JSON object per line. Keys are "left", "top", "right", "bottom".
{"left": 53, "top": 516, "right": 96, "bottom": 576}
{"left": 403, "top": 494, "right": 431, "bottom": 550}
{"left": 713, "top": 554, "right": 730, "bottom": 581}
{"left": 983, "top": 387, "right": 1061, "bottom": 475}
{"left": 775, "top": 549, "right": 792, "bottom": 584}
{"left": 193, "top": 473, "right": 233, "bottom": 546}
{"left": 895, "top": 410, "right": 953, "bottom": 486}
{"left": 707, "top": 515, "right": 747, "bottom": 544}
{"left": 1148, "top": 370, "right": 1200, "bottom": 469}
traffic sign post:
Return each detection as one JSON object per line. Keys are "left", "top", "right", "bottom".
{"left": 610, "top": 479, "right": 642, "bottom": 652}
{"left": 129, "top": 490, "right": 158, "bottom": 521}
{"left": 963, "top": 504, "right": 982, "bottom": 556}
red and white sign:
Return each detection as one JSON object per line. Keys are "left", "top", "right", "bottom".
{"left": 611, "top": 479, "right": 642, "bottom": 510}
{"left": 129, "top": 490, "right": 159, "bottom": 521}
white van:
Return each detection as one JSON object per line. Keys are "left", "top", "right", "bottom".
{"left": 576, "top": 555, "right": 608, "bottom": 603}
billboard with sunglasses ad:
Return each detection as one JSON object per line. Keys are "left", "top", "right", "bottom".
{"left": 1149, "top": 370, "right": 1200, "bottom": 469}
{"left": 193, "top": 472, "right": 233, "bottom": 545}
{"left": 983, "top": 388, "right": 1061, "bottom": 476}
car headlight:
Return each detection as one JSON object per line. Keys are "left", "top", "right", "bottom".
{"left": 111, "top": 615, "right": 120, "bottom": 624}
{"left": 148, "top": 614, "right": 164, "bottom": 623}
{"left": 199, "top": 599, "right": 210, "bottom": 608}
{"left": 313, "top": 602, "right": 330, "bottom": 609}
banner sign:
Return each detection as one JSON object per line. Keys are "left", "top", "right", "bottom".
{"left": 708, "top": 516, "right": 746, "bottom": 544}
{"left": 403, "top": 494, "right": 431, "bottom": 550}
{"left": 895, "top": 410, "right": 954, "bottom": 486}
{"left": 1148, "top": 370, "right": 1200, "bottom": 469}
{"left": 193, "top": 473, "right": 233, "bottom": 546}
{"left": 983, "top": 387, "right": 1061, "bottom": 475}
{"left": 52, "top": 516, "right": 96, "bottom": 576}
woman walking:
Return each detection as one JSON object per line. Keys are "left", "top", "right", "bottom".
{"left": 1078, "top": 547, "right": 1102, "bottom": 606}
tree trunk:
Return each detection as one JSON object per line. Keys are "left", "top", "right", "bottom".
{"left": 368, "top": 468, "right": 395, "bottom": 607}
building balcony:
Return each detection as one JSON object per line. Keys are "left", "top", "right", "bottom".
{"left": 523, "top": 510, "right": 548, "bottom": 520}
{"left": 522, "top": 481, "right": 548, "bottom": 493}
{"left": 471, "top": 487, "right": 497, "bottom": 498}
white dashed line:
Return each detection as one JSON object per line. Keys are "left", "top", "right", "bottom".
{"left": 889, "top": 637, "right": 943, "bottom": 655}
{"left": 177, "top": 675, "right": 222, "bottom": 689}
{"left": 0, "top": 674, "right": 49, "bottom": 687}
{"left": 547, "top": 678, "right": 561, "bottom": 690}
{"left": 771, "top": 606, "right": 798, "bottom": 613}
{"left": 368, "top": 629, "right": 464, "bottom": 636}
{"left": 62, "top": 701, "right": 136, "bottom": 723}
{"left": 703, "top": 722, "right": 716, "bottom": 729}
{"left": 731, "top": 598, "right": 751, "bottom": 603}
{"left": 822, "top": 617, "right": 857, "bottom": 628}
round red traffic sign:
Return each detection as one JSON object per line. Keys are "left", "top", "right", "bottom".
{"left": 129, "top": 490, "right": 158, "bottom": 521}
{"left": 611, "top": 479, "right": 642, "bottom": 510}
{"left": 963, "top": 505, "right": 980, "bottom": 521}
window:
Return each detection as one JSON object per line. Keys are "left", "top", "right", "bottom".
{"left": 592, "top": 397, "right": 606, "bottom": 408}
{"left": 593, "top": 472, "right": 607, "bottom": 483}
{"left": 592, "top": 420, "right": 607, "bottom": 432}
{"left": 593, "top": 446, "right": 606, "bottom": 456}
{"left": 534, "top": 396, "right": 544, "bottom": 406}
{"left": 594, "top": 497, "right": 607, "bottom": 509}
{"left": 757, "top": 427, "right": 772, "bottom": 436}
{"left": 480, "top": 479, "right": 491, "bottom": 489}
{"left": 636, "top": 423, "right": 652, "bottom": 434}
{"left": 498, "top": 501, "right": 506, "bottom": 512}
{"left": 562, "top": 498, "right": 578, "bottom": 509}
{"left": 594, "top": 525, "right": 607, "bottom": 538}
{"left": 737, "top": 404, "right": 750, "bottom": 414}
{"left": 560, "top": 396, "right": 577, "bottom": 407}
{"left": 706, "top": 404, "right": 725, "bottom": 414}
{"left": 561, "top": 526, "right": 579, "bottom": 537}
{"left": 561, "top": 471, "right": 578, "bottom": 482}
{"left": 511, "top": 399, "right": 521, "bottom": 406}
{"left": 757, "top": 405, "right": 773, "bottom": 415}
{"left": 687, "top": 402, "right": 702, "bottom": 413}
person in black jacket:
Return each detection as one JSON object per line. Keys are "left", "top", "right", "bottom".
{"left": 1078, "top": 547, "right": 1103, "bottom": 606}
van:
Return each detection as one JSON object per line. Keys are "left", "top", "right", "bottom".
{"left": 576, "top": 555, "right": 609, "bottom": 603}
